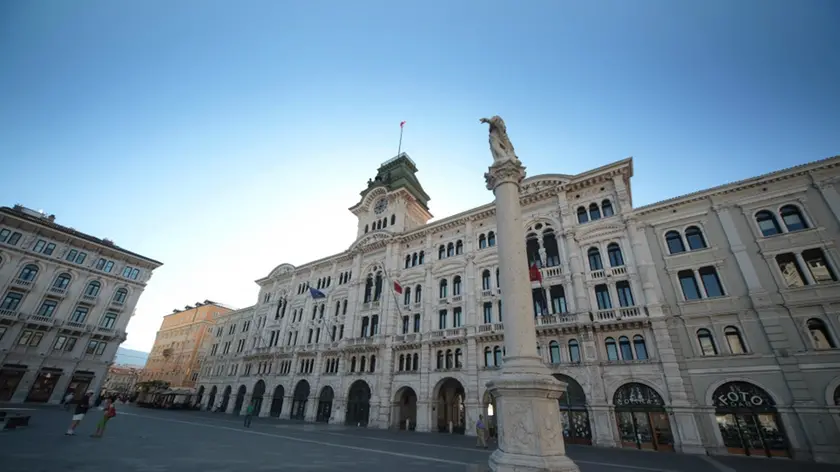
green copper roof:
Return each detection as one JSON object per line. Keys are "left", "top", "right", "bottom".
{"left": 357, "top": 153, "right": 430, "bottom": 210}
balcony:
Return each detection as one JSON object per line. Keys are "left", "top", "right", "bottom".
{"left": 412, "top": 302, "right": 422, "bottom": 310}
{"left": 428, "top": 327, "right": 466, "bottom": 340}
{"left": 610, "top": 266, "right": 627, "bottom": 277}
{"left": 65, "top": 321, "right": 91, "bottom": 331}
{"left": 48, "top": 286, "right": 67, "bottom": 297}
{"left": 589, "top": 269, "right": 606, "bottom": 279}
{"left": 536, "top": 313, "right": 577, "bottom": 327}
{"left": 451, "top": 295, "right": 463, "bottom": 303}
{"left": 477, "top": 322, "right": 504, "bottom": 333}
{"left": 481, "top": 289, "right": 493, "bottom": 297}
{"left": 594, "top": 306, "right": 644, "bottom": 322}
{"left": 11, "top": 278, "right": 33, "bottom": 290}
{"left": 540, "top": 266, "right": 563, "bottom": 280}
{"left": 26, "top": 314, "right": 56, "bottom": 326}
{"left": 362, "top": 300, "right": 380, "bottom": 311}
{"left": 437, "top": 297, "right": 449, "bottom": 307}
{"left": 0, "top": 309, "right": 19, "bottom": 321}
{"left": 394, "top": 333, "right": 421, "bottom": 343}
{"left": 96, "top": 325, "right": 115, "bottom": 335}
{"left": 81, "top": 294, "right": 98, "bottom": 303}
{"left": 110, "top": 299, "right": 126, "bottom": 310}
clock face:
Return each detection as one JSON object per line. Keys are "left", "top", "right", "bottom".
{"left": 374, "top": 198, "right": 388, "bottom": 214}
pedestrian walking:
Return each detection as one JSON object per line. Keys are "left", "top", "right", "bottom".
{"left": 243, "top": 401, "right": 255, "bottom": 427}
{"left": 65, "top": 391, "right": 93, "bottom": 436}
{"left": 91, "top": 397, "right": 117, "bottom": 438}
{"left": 62, "top": 391, "right": 74, "bottom": 410}
{"left": 476, "top": 414, "right": 488, "bottom": 449}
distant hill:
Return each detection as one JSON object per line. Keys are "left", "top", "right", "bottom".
{"left": 115, "top": 347, "right": 149, "bottom": 367}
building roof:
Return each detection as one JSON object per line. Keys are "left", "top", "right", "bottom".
{"left": 1, "top": 205, "right": 163, "bottom": 266}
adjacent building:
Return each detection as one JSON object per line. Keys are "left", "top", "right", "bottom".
{"left": 102, "top": 365, "right": 140, "bottom": 394}
{"left": 196, "top": 154, "right": 840, "bottom": 463}
{"left": 140, "top": 301, "right": 234, "bottom": 388}
{"left": 0, "top": 205, "right": 162, "bottom": 403}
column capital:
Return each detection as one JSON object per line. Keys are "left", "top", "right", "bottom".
{"left": 485, "top": 159, "right": 527, "bottom": 192}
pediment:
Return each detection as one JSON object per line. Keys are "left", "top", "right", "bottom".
{"left": 575, "top": 221, "right": 627, "bottom": 243}
{"left": 267, "top": 263, "right": 296, "bottom": 279}
{"left": 432, "top": 259, "right": 467, "bottom": 276}
{"left": 520, "top": 174, "right": 570, "bottom": 196}
{"left": 350, "top": 230, "right": 393, "bottom": 252}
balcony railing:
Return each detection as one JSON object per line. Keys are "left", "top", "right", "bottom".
{"left": 595, "top": 306, "right": 643, "bottom": 322}
{"left": 0, "top": 309, "right": 19, "bottom": 320}
{"left": 611, "top": 266, "right": 627, "bottom": 276}
{"left": 81, "top": 294, "right": 98, "bottom": 303}
{"left": 27, "top": 314, "right": 55, "bottom": 326}
{"left": 451, "top": 295, "right": 463, "bottom": 303}
{"left": 49, "top": 286, "right": 67, "bottom": 297}
{"left": 12, "top": 278, "right": 33, "bottom": 289}
{"left": 481, "top": 289, "right": 493, "bottom": 297}
{"left": 536, "top": 313, "right": 577, "bottom": 326}
{"left": 590, "top": 269, "right": 606, "bottom": 279}
{"left": 477, "top": 322, "right": 504, "bottom": 333}
{"left": 540, "top": 266, "right": 563, "bottom": 280}
{"left": 428, "top": 327, "right": 466, "bottom": 339}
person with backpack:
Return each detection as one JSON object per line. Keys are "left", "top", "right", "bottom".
{"left": 91, "top": 397, "right": 117, "bottom": 438}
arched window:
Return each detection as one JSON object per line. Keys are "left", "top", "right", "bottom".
{"left": 399, "top": 354, "right": 405, "bottom": 371}
{"left": 665, "top": 230, "right": 685, "bottom": 254}
{"left": 436, "top": 350, "right": 444, "bottom": 369}
{"left": 438, "top": 245, "right": 446, "bottom": 259}
{"left": 493, "top": 346, "right": 502, "bottom": 366}
{"left": 447, "top": 242, "right": 454, "bottom": 257}
{"left": 755, "top": 210, "right": 781, "bottom": 237}
{"left": 454, "top": 348, "right": 462, "bottom": 368}
{"left": 482, "top": 270, "right": 491, "bottom": 290}
{"left": 452, "top": 276, "right": 462, "bottom": 296}
{"left": 607, "top": 243, "right": 624, "bottom": 267}
{"left": 412, "top": 253, "right": 418, "bottom": 266}
{"left": 588, "top": 203, "right": 601, "bottom": 221}
{"left": 360, "top": 356, "right": 366, "bottom": 372}
{"left": 376, "top": 220, "right": 382, "bottom": 230}
{"left": 684, "top": 226, "right": 707, "bottom": 250}
{"left": 350, "top": 356, "right": 357, "bottom": 372}
{"left": 439, "top": 279, "right": 448, "bottom": 299}
{"left": 587, "top": 247, "right": 603, "bottom": 271}
{"left": 618, "top": 336, "right": 633, "bottom": 360}
{"left": 18, "top": 264, "right": 39, "bottom": 281}
{"left": 487, "top": 231, "right": 496, "bottom": 246}
{"left": 605, "top": 337, "right": 619, "bottom": 360}
{"left": 455, "top": 240, "right": 463, "bottom": 255}
{"left": 364, "top": 275, "right": 374, "bottom": 303}
{"left": 484, "top": 347, "right": 493, "bottom": 366}
{"left": 779, "top": 205, "right": 808, "bottom": 232}
{"left": 697, "top": 328, "right": 718, "bottom": 356}
{"left": 374, "top": 272, "right": 383, "bottom": 301}
{"left": 418, "top": 251, "right": 425, "bottom": 264}
{"left": 496, "top": 268, "right": 500, "bottom": 288}
{"left": 390, "top": 214, "right": 396, "bottom": 225}
{"left": 549, "top": 341, "right": 561, "bottom": 364}
{"left": 678, "top": 270, "right": 701, "bottom": 300}
{"left": 577, "top": 207, "right": 588, "bottom": 224}
{"left": 403, "top": 287, "right": 411, "bottom": 306}
{"left": 412, "top": 353, "right": 419, "bottom": 370}
{"left": 633, "top": 335, "right": 648, "bottom": 360}
{"left": 53, "top": 273, "right": 71, "bottom": 289}
{"left": 479, "top": 234, "right": 487, "bottom": 249}
{"left": 807, "top": 318, "right": 836, "bottom": 349}
{"left": 114, "top": 288, "right": 128, "bottom": 310}
{"left": 446, "top": 349, "right": 454, "bottom": 368}
{"left": 568, "top": 339, "right": 580, "bottom": 362}
{"left": 724, "top": 326, "right": 746, "bottom": 354}
{"left": 335, "top": 301, "right": 341, "bottom": 317}
{"left": 369, "top": 355, "right": 376, "bottom": 372}
{"left": 85, "top": 281, "right": 101, "bottom": 297}
{"left": 602, "top": 199, "right": 614, "bottom": 217}
{"left": 364, "top": 224, "right": 369, "bottom": 233}
{"left": 405, "top": 255, "right": 411, "bottom": 269}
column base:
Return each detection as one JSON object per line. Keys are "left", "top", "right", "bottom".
{"left": 489, "top": 449, "right": 580, "bottom": 472}
{"left": 486, "top": 359, "right": 580, "bottom": 472}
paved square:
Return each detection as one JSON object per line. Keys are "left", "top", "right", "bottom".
{"left": 1, "top": 406, "right": 837, "bottom": 472}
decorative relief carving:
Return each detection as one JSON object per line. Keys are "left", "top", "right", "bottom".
{"left": 505, "top": 401, "right": 534, "bottom": 450}
{"left": 485, "top": 159, "right": 527, "bottom": 191}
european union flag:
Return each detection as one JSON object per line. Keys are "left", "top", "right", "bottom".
{"left": 309, "top": 288, "right": 326, "bottom": 299}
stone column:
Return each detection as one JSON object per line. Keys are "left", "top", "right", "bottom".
{"left": 484, "top": 157, "right": 579, "bottom": 472}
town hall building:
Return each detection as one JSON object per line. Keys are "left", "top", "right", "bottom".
{"left": 197, "top": 153, "right": 840, "bottom": 463}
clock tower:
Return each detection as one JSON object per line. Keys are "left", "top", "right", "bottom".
{"left": 349, "top": 153, "right": 432, "bottom": 239}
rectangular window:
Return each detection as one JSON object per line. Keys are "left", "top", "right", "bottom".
{"left": 315, "top": 328, "right": 320, "bottom": 343}
{"left": 339, "top": 324, "right": 344, "bottom": 340}
{"left": 95, "top": 342, "right": 106, "bottom": 355}
{"left": 76, "top": 252, "right": 86, "bottom": 264}
{"left": 130, "top": 268, "right": 140, "bottom": 280}
{"left": 453, "top": 307, "right": 462, "bottom": 327}
{"left": 308, "top": 329, "right": 313, "bottom": 344}
{"left": 38, "top": 301, "right": 57, "bottom": 317}
{"left": 122, "top": 266, "right": 132, "bottom": 278}
{"left": 402, "top": 316, "right": 409, "bottom": 334}
{"left": 66, "top": 249, "right": 78, "bottom": 262}
{"left": 101, "top": 312, "right": 117, "bottom": 328}
{"left": 44, "top": 243, "right": 55, "bottom": 255}
{"left": 70, "top": 307, "right": 88, "bottom": 323}
{"left": 483, "top": 302, "right": 493, "bottom": 324}
{"left": 413, "top": 314, "right": 420, "bottom": 333}
{"left": 65, "top": 337, "right": 77, "bottom": 352}
{"left": 371, "top": 315, "right": 379, "bottom": 335}
{"left": 1, "top": 292, "right": 23, "bottom": 311}
{"left": 0, "top": 229, "right": 9, "bottom": 242}
{"left": 104, "top": 261, "right": 114, "bottom": 273}
{"left": 8, "top": 232, "right": 21, "bottom": 245}
{"left": 0, "top": 326, "right": 6, "bottom": 341}
{"left": 616, "top": 281, "right": 634, "bottom": 307}
{"left": 361, "top": 317, "right": 369, "bottom": 337}
{"left": 595, "top": 285, "right": 612, "bottom": 310}
{"left": 679, "top": 271, "right": 702, "bottom": 300}
{"left": 18, "top": 330, "right": 33, "bottom": 345}
{"left": 33, "top": 240, "right": 46, "bottom": 253}
{"left": 53, "top": 335, "right": 67, "bottom": 350}
{"left": 438, "top": 309, "right": 447, "bottom": 330}
{"left": 498, "top": 300, "right": 503, "bottom": 322}
{"left": 96, "top": 258, "right": 106, "bottom": 270}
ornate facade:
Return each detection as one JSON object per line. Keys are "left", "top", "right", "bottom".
{"left": 0, "top": 205, "right": 162, "bottom": 403}
{"left": 196, "top": 154, "right": 840, "bottom": 463}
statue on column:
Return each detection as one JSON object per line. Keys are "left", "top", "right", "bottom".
{"left": 480, "top": 115, "right": 520, "bottom": 164}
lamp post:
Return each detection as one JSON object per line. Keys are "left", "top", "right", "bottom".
{"left": 481, "top": 116, "right": 579, "bottom": 472}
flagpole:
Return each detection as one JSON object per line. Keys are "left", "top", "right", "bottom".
{"left": 380, "top": 266, "right": 403, "bottom": 318}
{"left": 397, "top": 121, "right": 405, "bottom": 157}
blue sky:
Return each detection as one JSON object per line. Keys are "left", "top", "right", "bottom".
{"left": 1, "top": 1, "right": 838, "bottom": 352}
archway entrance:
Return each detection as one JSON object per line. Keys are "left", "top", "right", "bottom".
{"left": 392, "top": 386, "right": 417, "bottom": 430}
{"left": 345, "top": 380, "right": 372, "bottom": 426}
{"left": 554, "top": 374, "right": 592, "bottom": 445}
{"left": 270, "top": 385, "right": 285, "bottom": 417}
{"left": 713, "top": 382, "right": 789, "bottom": 457}
{"left": 233, "top": 385, "right": 247, "bottom": 415}
{"left": 207, "top": 386, "right": 217, "bottom": 411}
{"left": 317, "top": 386, "right": 334, "bottom": 423}
{"left": 252, "top": 380, "right": 266, "bottom": 415}
{"left": 220, "top": 386, "right": 232, "bottom": 413}
{"left": 482, "top": 390, "right": 497, "bottom": 438}
{"left": 291, "top": 380, "right": 310, "bottom": 420}
{"left": 435, "top": 377, "right": 465, "bottom": 434}
{"left": 613, "top": 383, "right": 674, "bottom": 451}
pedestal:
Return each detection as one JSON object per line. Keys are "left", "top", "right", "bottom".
{"left": 484, "top": 154, "right": 580, "bottom": 472}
